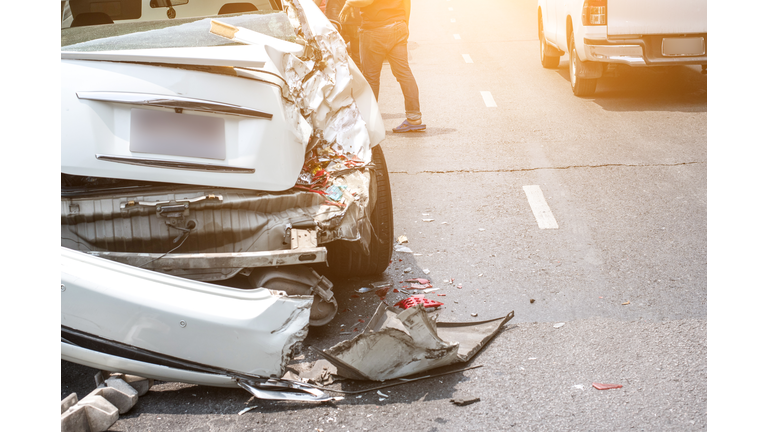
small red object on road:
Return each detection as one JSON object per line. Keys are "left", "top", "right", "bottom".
{"left": 592, "top": 383, "right": 623, "bottom": 390}
{"left": 375, "top": 287, "right": 390, "bottom": 298}
{"left": 406, "top": 278, "right": 431, "bottom": 285}
{"left": 394, "top": 295, "right": 443, "bottom": 310}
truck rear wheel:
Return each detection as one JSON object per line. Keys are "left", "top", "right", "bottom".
{"left": 325, "top": 144, "right": 393, "bottom": 277}
{"left": 569, "top": 31, "right": 597, "bottom": 96}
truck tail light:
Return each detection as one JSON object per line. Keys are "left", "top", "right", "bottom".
{"left": 582, "top": 0, "right": 607, "bottom": 26}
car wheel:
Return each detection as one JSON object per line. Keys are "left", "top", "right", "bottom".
{"left": 325, "top": 144, "right": 394, "bottom": 277}
{"left": 569, "top": 31, "right": 597, "bottom": 96}
{"left": 539, "top": 15, "right": 559, "bottom": 68}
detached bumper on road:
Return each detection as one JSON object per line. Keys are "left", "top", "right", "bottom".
{"left": 61, "top": 247, "right": 313, "bottom": 382}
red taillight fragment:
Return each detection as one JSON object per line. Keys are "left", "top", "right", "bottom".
{"left": 582, "top": 0, "right": 607, "bottom": 26}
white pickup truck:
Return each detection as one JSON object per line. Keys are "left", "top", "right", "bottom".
{"left": 537, "top": 0, "right": 707, "bottom": 96}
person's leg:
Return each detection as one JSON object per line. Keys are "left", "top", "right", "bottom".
{"left": 358, "top": 27, "right": 390, "bottom": 100}
{"left": 386, "top": 21, "right": 421, "bottom": 123}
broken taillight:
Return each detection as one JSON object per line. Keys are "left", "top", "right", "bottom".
{"left": 582, "top": 0, "right": 607, "bottom": 26}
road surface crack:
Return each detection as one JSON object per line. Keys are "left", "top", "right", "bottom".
{"left": 390, "top": 161, "right": 703, "bottom": 174}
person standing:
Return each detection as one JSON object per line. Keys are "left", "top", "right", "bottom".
{"left": 340, "top": 0, "right": 425, "bottom": 132}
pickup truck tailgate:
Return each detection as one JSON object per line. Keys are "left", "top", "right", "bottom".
{"left": 608, "top": 0, "right": 707, "bottom": 36}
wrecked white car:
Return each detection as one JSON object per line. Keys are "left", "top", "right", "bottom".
{"left": 61, "top": 0, "right": 392, "bottom": 399}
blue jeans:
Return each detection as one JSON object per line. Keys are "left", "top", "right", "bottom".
{"left": 359, "top": 21, "right": 421, "bottom": 121}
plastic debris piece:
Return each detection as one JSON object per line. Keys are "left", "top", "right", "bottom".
{"left": 408, "top": 283, "right": 433, "bottom": 290}
{"left": 471, "top": 313, "right": 478, "bottom": 317}
{"left": 479, "top": 228, "right": 485, "bottom": 231}
{"left": 377, "top": 391, "right": 389, "bottom": 398}
{"left": 573, "top": 384, "right": 585, "bottom": 390}
{"left": 423, "top": 219, "right": 435, "bottom": 222}
{"left": 404, "top": 267, "right": 412, "bottom": 273}
{"left": 457, "top": 284, "right": 463, "bottom": 289}
{"left": 394, "top": 245, "right": 413, "bottom": 253}
{"left": 592, "top": 383, "right": 623, "bottom": 390}
{"left": 357, "top": 287, "right": 373, "bottom": 293}
{"left": 437, "top": 294, "right": 446, "bottom": 297}
{"left": 358, "top": 319, "right": 365, "bottom": 323}
{"left": 422, "top": 288, "right": 440, "bottom": 293}
{"left": 406, "top": 278, "right": 431, "bottom": 284}
{"left": 394, "top": 295, "right": 443, "bottom": 310}
{"left": 423, "top": 269, "right": 431, "bottom": 274}
{"left": 553, "top": 323, "right": 565, "bottom": 328}
{"left": 622, "top": 301, "right": 630, "bottom": 305}
{"left": 451, "top": 397, "right": 480, "bottom": 406}
{"left": 393, "top": 289, "right": 399, "bottom": 293}
{"left": 375, "top": 287, "right": 390, "bottom": 298}
{"left": 397, "top": 235, "right": 408, "bottom": 244}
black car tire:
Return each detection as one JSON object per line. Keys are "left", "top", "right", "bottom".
{"left": 569, "top": 31, "right": 597, "bottom": 96}
{"left": 325, "top": 144, "right": 393, "bottom": 276}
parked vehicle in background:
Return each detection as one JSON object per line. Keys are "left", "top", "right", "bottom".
{"left": 537, "top": 0, "right": 707, "bottom": 96}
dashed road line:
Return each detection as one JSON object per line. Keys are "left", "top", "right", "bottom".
{"left": 523, "top": 185, "right": 559, "bottom": 229}
{"left": 462, "top": 54, "right": 473, "bottom": 63}
{"left": 480, "top": 91, "right": 496, "bottom": 107}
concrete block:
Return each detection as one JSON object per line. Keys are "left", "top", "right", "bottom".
{"left": 120, "top": 374, "right": 155, "bottom": 396}
{"left": 61, "top": 392, "right": 79, "bottom": 414}
{"left": 92, "top": 383, "right": 138, "bottom": 415}
{"left": 61, "top": 405, "right": 90, "bottom": 432}
{"left": 78, "top": 394, "right": 119, "bottom": 431}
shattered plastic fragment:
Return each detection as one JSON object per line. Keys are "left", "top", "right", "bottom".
{"left": 397, "top": 235, "right": 408, "bottom": 244}
{"left": 451, "top": 397, "right": 480, "bottom": 406}
{"left": 376, "top": 391, "right": 389, "bottom": 398}
{"left": 408, "top": 283, "right": 432, "bottom": 290}
{"left": 314, "top": 303, "right": 514, "bottom": 381}
{"left": 394, "top": 245, "right": 413, "bottom": 253}
{"left": 592, "top": 383, "right": 623, "bottom": 390}
{"left": 622, "top": 301, "right": 630, "bottom": 305}
{"left": 406, "top": 278, "right": 431, "bottom": 285}
{"left": 394, "top": 295, "right": 443, "bottom": 310}
{"left": 375, "top": 287, "right": 390, "bottom": 298}
{"left": 422, "top": 288, "right": 440, "bottom": 293}
{"left": 356, "top": 287, "right": 373, "bottom": 293}
{"left": 423, "top": 219, "right": 435, "bottom": 222}
{"left": 423, "top": 269, "right": 430, "bottom": 274}
{"left": 553, "top": 323, "right": 565, "bottom": 328}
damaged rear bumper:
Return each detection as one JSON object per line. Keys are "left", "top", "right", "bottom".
{"left": 61, "top": 247, "right": 313, "bottom": 380}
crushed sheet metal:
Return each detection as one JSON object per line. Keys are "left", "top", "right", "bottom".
{"left": 314, "top": 303, "right": 514, "bottom": 381}
{"left": 237, "top": 378, "right": 342, "bottom": 402}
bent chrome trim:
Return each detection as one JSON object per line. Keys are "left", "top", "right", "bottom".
{"left": 77, "top": 91, "right": 273, "bottom": 119}
{"left": 95, "top": 155, "right": 256, "bottom": 173}
{"left": 88, "top": 247, "right": 328, "bottom": 269}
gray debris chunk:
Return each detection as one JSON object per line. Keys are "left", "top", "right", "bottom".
{"left": 451, "top": 396, "right": 481, "bottom": 406}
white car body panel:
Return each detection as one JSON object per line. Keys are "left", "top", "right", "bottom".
{"left": 61, "top": 247, "right": 313, "bottom": 377}
{"left": 607, "top": 1, "right": 707, "bottom": 36}
{"left": 62, "top": 342, "right": 239, "bottom": 387}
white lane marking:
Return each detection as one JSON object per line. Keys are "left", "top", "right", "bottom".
{"left": 462, "top": 54, "right": 473, "bottom": 63}
{"left": 480, "top": 91, "right": 496, "bottom": 107}
{"left": 454, "top": 34, "right": 461, "bottom": 39}
{"left": 523, "top": 185, "right": 559, "bottom": 229}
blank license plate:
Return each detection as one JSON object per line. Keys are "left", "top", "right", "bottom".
{"left": 130, "top": 108, "right": 225, "bottom": 160}
{"left": 662, "top": 37, "right": 705, "bottom": 56}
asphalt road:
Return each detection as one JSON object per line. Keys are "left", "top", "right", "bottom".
{"left": 60, "top": 0, "right": 709, "bottom": 430}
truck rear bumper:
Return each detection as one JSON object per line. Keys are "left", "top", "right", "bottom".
{"left": 584, "top": 34, "right": 706, "bottom": 66}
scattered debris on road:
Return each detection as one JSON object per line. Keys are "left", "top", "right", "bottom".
{"left": 451, "top": 396, "right": 481, "bottom": 406}
{"left": 312, "top": 303, "right": 514, "bottom": 381}
{"left": 592, "top": 382, "right": 623, "bottom": 390}
{"left": 395, "top": 295, "right": 444, "bottom": 310}
{"left": 553, "top": 322, "right": 565, "bottom": 328}
{"left": 622, "top": 301, "right": 631, "bottom": 305}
